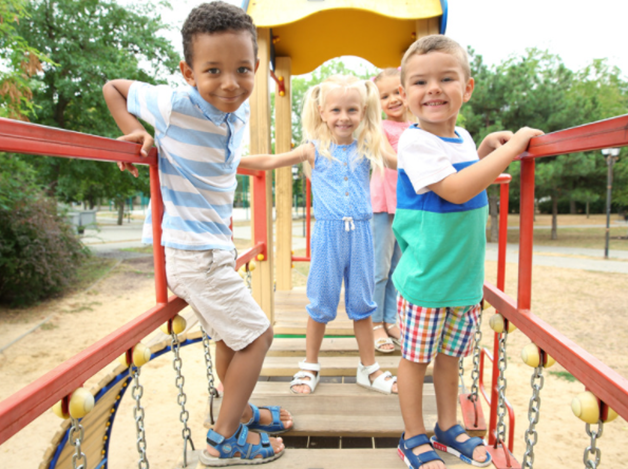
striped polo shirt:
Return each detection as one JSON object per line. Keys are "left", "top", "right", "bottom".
{"left": 392, "top": 126, "right": 488, "bottom": 308}
{"left": 127, "top": 83, "right": 248, "bottom": 251}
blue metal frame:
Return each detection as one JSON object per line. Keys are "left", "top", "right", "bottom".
{"left": 440, "top": 0, "right": 449, "bottom": 34}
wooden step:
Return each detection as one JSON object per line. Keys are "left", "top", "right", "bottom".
{"left": 182, "top": 447, "right": 473, "bottom": 469}
{"left": 260, "top": 355, "right": 418, "bottom": 377}
{"left": 205, "top": 382, "right": 482, "bottom": 440}
{"left": 268, "top": 337, "right": 401, "bottom": 357}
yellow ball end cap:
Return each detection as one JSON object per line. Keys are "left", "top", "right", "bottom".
{"left": 521, "top": 343, "right": 540, "bottom": 367}
{"left": 256, "top": 254, "right": 264, "bottom": 261}
{"left": 52, "top": 401, "right": 70, "bottom": 419}
{"left": 572, "top": 391, "right": 600, "bottom": 424}
{"left": 69, "top": 388, "right": 95, "bottom": 419}
{"left": 248, "top": 261, "right": 257, "bottom": 271}
{"left": 132, "top": 343, "right": 151, "bottom": 367}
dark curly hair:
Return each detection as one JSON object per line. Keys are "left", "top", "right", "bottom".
{"left": 181, "top": 2, "right": 258, "bottom": 66}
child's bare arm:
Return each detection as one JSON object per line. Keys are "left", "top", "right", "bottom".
{"left": 429, "top": 127, "right": 543, "bottom": 204}
{"left": 382, "top": 138, "right": 397, "bottom": 170}
{"left": 239, "top": 143, "right": 315, "bottom": 170}
{"left": 103, "top": 79, "right": 153, "bottom": 177}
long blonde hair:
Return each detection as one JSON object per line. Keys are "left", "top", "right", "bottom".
{"left": 301, "top": 75, "right": 385, "bottom": 176}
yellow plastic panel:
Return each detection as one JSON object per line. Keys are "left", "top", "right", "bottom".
{"left": 269, "top": 11, "right": 439, "bottom": 75}
{"left": 247, "top": 0, "right": 442, "bottom": 28}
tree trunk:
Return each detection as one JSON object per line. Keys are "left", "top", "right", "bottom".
{"left": 116, "top": 200, "right": 125, "bottom": 226}
{"left": 569, "top": 198, "right": 576, "bottom": 214}
{"left": 488, "top": 194, "right": 499, "bottom": 242}
{"left": 586, "top": 200, "right": 590, "bottom": 218}
{"left": 551, "top": 194, "right": 558, "bottom": 240}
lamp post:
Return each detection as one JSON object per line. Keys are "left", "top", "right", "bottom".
{"left": 601, "top": 148, "right": 620, "bottom": 259}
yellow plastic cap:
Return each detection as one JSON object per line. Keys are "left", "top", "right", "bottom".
{"left": 69, "top": 388, "right": 95, "bottom": 419}
{"left": 160, "top": 315, "right": 187, "bottom": 335}
{"left": 572, "top": 391, "right": 618, "bottom": 423}
{"left": 248, "top": 261, "right": 256, "bottom": 271}
{"left": 489, "top": 314, "right": 517, "bottom": 334}
{"left": 256, "top": 254, "right": 264, "bottom": 261}
{"left": 521, "top": 343, "right": 556, "bottom": 368}
{"left": 52, "top": 400, "right": 70, "bottom": 419}
{"left": 132, "top": 343, "right": 151, "bottom": 367}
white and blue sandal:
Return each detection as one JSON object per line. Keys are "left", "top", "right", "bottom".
{"left": 431, "top": 423, "right": 492, "bottom": 467}
{"left": 199, "top": 423, "right": 283, "bottom": 466}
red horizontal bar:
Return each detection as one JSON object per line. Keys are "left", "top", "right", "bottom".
{"left": 483, "top": 282, "right": 628, "bottom": 421}
{"left": 519, "top": 114, "right": 628, "bottom": 160}
{"left": 237, "top": 167, "right": 264, "bottom": 177}
{"left": 291, "top": 256, "right": 311, "bottom": 262}
{"left": 0, "top": 295, "right": 187, "bottom": 445}
{"left": 493, "top": 173, "right": 512, "bottom": 184}
{"left": 235, "top": 242, "right": 265, "bottom": 270}
{"left": 0, "top": 117, "right": 157, "bottom": 165}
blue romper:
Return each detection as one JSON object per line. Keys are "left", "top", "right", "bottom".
{"left": 306, "top": 140, "right": 377, "bottom": 323}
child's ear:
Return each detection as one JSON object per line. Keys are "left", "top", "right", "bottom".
{"left": 399, "top": 84, "right": 407, "bottom": 101}
{"left": 180, "top": 60, "right": 196, "bottom": 87}
{"left": 463, "top": 77, "right": 475, "bottom": 103}
{"left": 318, "top": 105, "right": 326, "bottom": 122}
{"left": 254, "top": 58, "right": 260, "bottom": 73}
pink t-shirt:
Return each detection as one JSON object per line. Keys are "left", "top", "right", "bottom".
{"left": 370, "top": 119, "right": 412, "bottom": 214}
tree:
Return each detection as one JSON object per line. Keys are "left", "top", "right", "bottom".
{"left": 16, "top": 0, "right": 180, "bottom": 222}
{"left": 0, "top": 0, "right": 48, "bottom": 119}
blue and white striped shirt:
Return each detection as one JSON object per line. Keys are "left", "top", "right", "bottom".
{"left": 127, "top": 83, "right": 248, "bottom": 251}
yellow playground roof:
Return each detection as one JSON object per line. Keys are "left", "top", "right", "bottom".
{"left": 246, "top": 0, "right": 444, "bottom": 75}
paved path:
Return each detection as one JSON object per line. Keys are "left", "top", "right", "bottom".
{"left": 83, "top": 212, "right": 628, "bottom": 274}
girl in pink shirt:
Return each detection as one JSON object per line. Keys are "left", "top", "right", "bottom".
{"left": 371, "top": 68, "right": 413, "bottom": 353}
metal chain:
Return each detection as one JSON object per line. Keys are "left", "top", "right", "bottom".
{"left": 131, "top": 365, "right": 149, "bottom": 469}
{"left": 495, "top": 329, "right": 509, "bottom": 445}
{"left": 170, "top": 331, "right": 195, "bottom": 467}
{"left": 201, "top": 327, "right": 220, "bottom": 426}
{"left": 522, "top": 365, "right": 544, "bottom": 468}
{"left": 69, "top": 417, "right": 87, "bottom": 469}
{"left": 583, "top": 421, "right": 603, "bottom": 468}
{"left": 469, "top": 312, "right": 483, "bottom": 401}
{"left": 459, "top": 356, "right": 465, "bottom": 380}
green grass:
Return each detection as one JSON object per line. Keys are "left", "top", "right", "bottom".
{"left": 502, "top": 226, "right": 628, "bottom": 251}
{"left": 549, "top": 371, "right": 577, "bottom": 382}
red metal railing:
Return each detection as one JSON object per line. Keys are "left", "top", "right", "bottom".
{"left": 0, "top": 118, "right": 268, "bottom": 445}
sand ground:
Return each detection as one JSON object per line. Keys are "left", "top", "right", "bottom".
{"left": 1, "top": 251, "right": 627, "bottom": 468}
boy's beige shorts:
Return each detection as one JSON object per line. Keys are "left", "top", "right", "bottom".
{"left": 165, "top": 247, "right": 270, "bottom": 351}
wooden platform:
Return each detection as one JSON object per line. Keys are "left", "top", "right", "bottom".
{"left": 274, "top": 288, "right": 354, "bottom": 336}
{"left": 184, "top": 447, "right": 473, "bottom": 469}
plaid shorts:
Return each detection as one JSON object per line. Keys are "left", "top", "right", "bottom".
{"left": 397, "top": 294, "right": 481, "bottom": 363}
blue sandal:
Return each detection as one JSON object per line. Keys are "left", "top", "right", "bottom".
{"left": 199, "top": 423, "right": 283, "bottom": 466}
{"left": 398, "top": 432, "right": 444, "bottom": 469}
{"left": 245, "top": 403, "right": 291, "bottom": 435}
{"left": 431, "top": 423, "right": 492, "bottom": 467}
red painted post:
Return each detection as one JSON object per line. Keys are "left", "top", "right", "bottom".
{"left": 518, "top": 159, "right": 535, "bottom": 312}
{"left": 149, "top": 162, "right": 168, "bottom": 305}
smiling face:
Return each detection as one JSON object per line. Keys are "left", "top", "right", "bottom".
{"left": 401, "top": 51, "right": 474, "bottom": 137}
{"left": 180, "top": 30, "right": 258, "bottom": 114}
{"left": 376, "top": 75, "right": 407, "bottom": 122}
{"left": 319, "top": 87, "right": 364, "bottom": 145}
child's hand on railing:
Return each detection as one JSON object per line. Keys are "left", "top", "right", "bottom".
{"left": 506, "top": 127, "right": 544, "bottom": 157}
{"left": 116, "top": 129, "right": 154, "bottom": 177}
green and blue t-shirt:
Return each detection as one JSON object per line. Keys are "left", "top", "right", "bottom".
{"left": 392, "top": 125, "right": 488, "bottom": 308}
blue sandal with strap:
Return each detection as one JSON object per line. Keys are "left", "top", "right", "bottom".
{"left": 245, "top": 403, "right": 291, "bottom": 435}
{"left": 199, "top": 423, "right": 284, "bottom": 466}
{"left": 398, "top": 432, "right": 444, "bottom": 469}
{"left": 431, "top": 423, "right": 492, "bottom": 467}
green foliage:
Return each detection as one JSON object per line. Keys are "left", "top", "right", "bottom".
{"left": 0, "top": 0, "right": 50, "bottom": 119}
{"left": 14, "top": 0, "right": 179, "bottom": 213}
{"left": 0, "top": 154, "right": 87, "bottom": 306}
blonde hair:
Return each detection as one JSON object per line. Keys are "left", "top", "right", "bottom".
{"left": 373, "top": 68, "right": 415, "bottom": 123}
{"left": 400, "top": 35, "right": 471, "bottom": 86}
{"left": 301, "top": 75, "right": 385, "bottom": 176}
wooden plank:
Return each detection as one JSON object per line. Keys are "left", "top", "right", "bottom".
{"left": 275, "top": 56, "right": 293, "bottom": 291}
{"left": 268, "top": 337, "right": 400, "bottom": 357}
{"left": 249, "top": 27, "right": 274, "bottom": 321}
{"left": 261, "top": 355, "right": 411, "bottom": 377}
{"left": 184, "top": 445, "right": 472, "bottom": 469}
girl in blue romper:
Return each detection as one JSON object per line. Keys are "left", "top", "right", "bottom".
{"left": 289, "top": 75, "right": 399, "bottom": 395}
